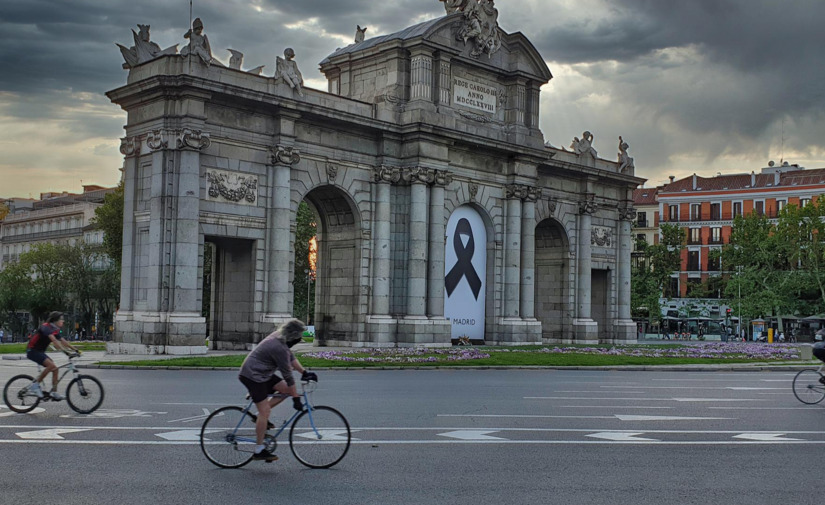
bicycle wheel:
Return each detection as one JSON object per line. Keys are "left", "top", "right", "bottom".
{"left": 289, "top": 406, "right": 351, "bottom": 469}
{"left": 66, "top": 375, "right": 105, "bottom": 414}
{"left": 792, "top": 369, "right": 825, "bottom": 405}
{"left": 200, "top": 406, "right": 258, "bottom": 469}
{"left": 3, "top": 374, "right": 41, "bottom": 413}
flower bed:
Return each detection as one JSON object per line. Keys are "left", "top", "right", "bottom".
{"left": 303, "top": 347, "right": 491, "bottom": 363}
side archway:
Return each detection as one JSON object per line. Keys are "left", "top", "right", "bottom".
{"left": 534, "top": 218, "right": 572, "bottom": 341}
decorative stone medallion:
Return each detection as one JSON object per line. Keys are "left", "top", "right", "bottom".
{"left": 591, "top": 226, "right": 614, "bottom": 247}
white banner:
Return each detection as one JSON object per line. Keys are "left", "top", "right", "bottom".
{"left": 444, "top": 205, "right": 486, "bottom": 341}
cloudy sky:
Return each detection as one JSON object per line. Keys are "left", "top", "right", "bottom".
{"left": 1, "top": 0, "right": 823, "bottom": 198}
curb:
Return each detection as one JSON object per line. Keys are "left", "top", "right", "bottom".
{"left": 76, "top": 364, "right": 818, "bottom": 372}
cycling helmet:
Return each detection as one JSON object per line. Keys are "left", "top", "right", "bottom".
{"left": 279, "top": 319, "right": 306, "bottom": 348}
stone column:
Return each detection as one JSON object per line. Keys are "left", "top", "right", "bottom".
{"left": 406, "top": 168, "right": 432, "bottom": 317}
{"left": 520, "top": 189, "right": 540, "bottom": 319}
{"left": 503, "top": 187, "right": 523, "bottom": 318}
{"left": 371, "top": 166, "right": 398, "bottom": 316}
{"left": 117, "top": 135, "right": 141, "bottom": 314}
{"left": 574, "top": 193, "right": 599, "bottom": 342}
{"left": 427, "top": 170, "right": 452, "bottom": 317}
{"left": 265, "top": 145, "right": 300, "bottom": 321}
{"left": 614, "top": 204, "right": 637, "bottom": 341}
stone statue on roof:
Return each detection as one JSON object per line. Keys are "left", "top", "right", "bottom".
{"left": 571, "top": 131, "right": 597, "bottom": 158}
{"left": 440, "top": 0, "right": 470, "bottom": 13}
{"left": 276, "top": 48, "right": 304, "bottom": 97}
{"left": 617, "top": 136, "right": 635, "bottom": 174}
{"left": 355, "top": 25, "right": 368, "bottom": 43}
{"left": 117, "top": 24, "right": 178, "bottom": 68}
{"left": 181, "top": 18, "right": 213, "bottom": 67}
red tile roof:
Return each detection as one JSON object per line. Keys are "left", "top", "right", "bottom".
{"left": 658, "top": 168, "right": 825, "bottom": 195}
{"left": 633, "top": 187, "right": 658, "bottom": 205}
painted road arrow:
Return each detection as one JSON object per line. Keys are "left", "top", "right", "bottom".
{"left": 438, "top": 430, "right": 505, "bottom": 441}
{"left": 586, "top": 432, "right": 658, "bottom": 442}
{"left": 155, "top": 430, "right": 209, "bottom": 441}
{"left": 733, "top": 433, "right": 802, "bottom": 442}
{"left": 293, "top": 429, "right": 353, "bottom": 441}
{"left": 16, "top": 429, "right": 92, "bottom": 440}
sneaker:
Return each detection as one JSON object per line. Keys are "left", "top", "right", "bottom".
{"left": 28, "top": 382, "right": 43, "bottom": 399}
{"left": 49, "top": 391, "right": 64, "bottom": 401}
{"left": 252, "top": 449, "right": 278, "bottom": 462}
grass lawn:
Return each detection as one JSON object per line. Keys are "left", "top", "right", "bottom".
{"left": 103, "top": 343, "right": 806, "bottom": 368}
{"left": 0, "top": 342, "right": 107, "bottom": 354}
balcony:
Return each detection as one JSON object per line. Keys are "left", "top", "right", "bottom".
{"left": 636, "top": 219, "right": 649, "bottom": 228}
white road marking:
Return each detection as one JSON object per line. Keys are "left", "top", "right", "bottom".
{"left": 560, "top": 406, "right": 673, "bottom": 409}
{"left": 16, "top": 428, "right": 92, "bottom": 440}
{"left": 614, "top": 415, "right": 733, "bottom": 421}
{"left": 437, "top": 414, "right": 614, "bottom": 419}
{"left": 734, "top": 433, "right": 801, "bottom": 442}
{"left": 60, "top": 409, "right": 166, "bottom": 419}
{"left": 293, "top": 429, "right": 354, "bottom": 441}
{"left": 169, "top": 408, "right": 213, "bottom": 423}
{"left": 0, "top": 406, "right": 46, "bottom": 417}
{"left": 708, "top": 407, "right": 815, "bottom": 410}
{"left": 438, "top": 430, "right": 505, "bottom": 441}
{"left": 587, "top": 432, "right": 657, "bottom": 442}
{"left": 156, "top": 429, "right": 213, "bottom": 441}
{"left": 598, "top": 385, "right": 784, "bottom": 391}
{"left": 525, "top": 396, "right": 764, "bottom": 402}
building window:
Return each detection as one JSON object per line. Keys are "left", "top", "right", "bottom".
{"left": 710, "top": 203, "right": 721, "bottom": 220}
{"left": 688, "top": 228, "right": 701, "bottom": 244}
{"left": 733, "top": 202, "right": 742, "bottom": 218}
{"left": 690, "top": 203, "right": 701, "bottom": 220}
{"left": 755, "top": 201, "right": 764, "bottom": 216}
{"left": 777, "top": 200, "right": 786, "bottom": 213}
{"left": 636, "top": 211, "right": 647, "bottom": 227}
{"left": 800, "top": 198, "right": 811, "bottom": 208}
{"left": 711, "top": 227, "right": 721, "bottom": 243}
{"left": 667, "top": 277, "right": 679, "bottom": 298}
{"left": 687, "top": 250, "right": 700, "bottom": 271}
{"left": 668, "top": 205, "right": 679, "bottom": 221}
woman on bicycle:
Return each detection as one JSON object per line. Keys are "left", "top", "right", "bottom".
{"left": 26, "top": 311, "right": 79, "bottom": 400}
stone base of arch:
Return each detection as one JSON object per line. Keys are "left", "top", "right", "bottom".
{"left": 611, "top": 319, "right": 638, "bottom": 343}
{"left": 488, "top": 318, "right": 542, "bottom": 345}
{"left": 396, "top": 316, "right": 452, "bottom": 347}
{"left": 365, "top": 315, "right": 399, "bottom": 347}
{"left": 109, "top": 311, "right": 207, "bottom": 355}
{"left": 573, "top": 318, "right": 599, "bottom": 343}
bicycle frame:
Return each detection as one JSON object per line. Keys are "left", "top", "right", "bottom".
{"left": 232, "top": 383, "right": 319, "bottom": 444}
{"left": 35, "top": 359, "right": 79, "bottom": 389}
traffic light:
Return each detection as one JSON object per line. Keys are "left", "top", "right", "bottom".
{"left": 726, "top": 308, "right": 732, "bottom": 316}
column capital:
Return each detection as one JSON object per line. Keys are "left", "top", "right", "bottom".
{"left": 145, "top": 129, "right": 170, "bottom": 151}
{"left": 120, "top": 136, "right": 141, "bottom": 157}
{"left": 176, "top": 128, "right": 211, "bottom": 151}
{"left": 578, "top": 193, "right": 598, "bottom": 215}
{"left": 373, "top": 165, "right": 402, "bottom": 184}
{"left": 505, "top": 184, "right": 541, "bottom": 201}
{"left": 619, "top": 206, "right": 636, "bottom": 221}
{"left": 401, "top": 166, "right": 443, "bottom": 185}
{"left": 434, "top": 169, "right": 453, "bottom": 187}
{"left": 269, "top": 144, "right": 301, "bottom": 166}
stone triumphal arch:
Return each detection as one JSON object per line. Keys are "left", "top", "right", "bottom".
{"left": 107, "top": 3, "right": 643, "bottom": 354}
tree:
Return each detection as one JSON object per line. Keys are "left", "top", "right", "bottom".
{"left": 92, "top": 182, "right": 124, "bottom": 267}
{"left": 18, "top": 243, "right": 73, "bottom": 323}
{"left": 292, "top": 201, "right": 317, "bottom": 324}
{"left": 631, "top": 223, "right": 684, "bottom": 324}
{"left": 0, "top": 261, "right": 32, "bottom": 339}
{"left": 0, "top": 202, "right": 8, "bottom": 221}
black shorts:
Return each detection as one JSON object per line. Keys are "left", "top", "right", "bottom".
{"left": 239, "top": 375, "right": 283, "bottom": 403}
{"left": 26, "top": 350, "right": 49, "bottom": 366}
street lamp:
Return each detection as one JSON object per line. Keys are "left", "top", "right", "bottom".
{"left": 304, "top": 269, "right": 312, "bottom": 324}
{"left": 737, "top": 265, "right": 743, "bottom": 341}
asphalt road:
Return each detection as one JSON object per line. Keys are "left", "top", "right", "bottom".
{"left": 1, "top": 361, "right": 823, "bottom": 505}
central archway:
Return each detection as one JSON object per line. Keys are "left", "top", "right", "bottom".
{"left": 298, "top": 185, "right": 365, "bottom": 345}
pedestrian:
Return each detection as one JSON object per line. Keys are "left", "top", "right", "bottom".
{"left": 0, "top": 329, "right": 4, "bottom": 343}
{"left": 778, "top": 331, "right": 785, "bottom": 342}
{"left": 740, "top": 328, "right": 746, "bottom": 341}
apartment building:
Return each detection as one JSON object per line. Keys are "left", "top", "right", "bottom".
{"left": 658, "top": 162, "right": 825, "bottom": 299}
{"left": 0, "top": 185, "right": 115, "bottom": 270}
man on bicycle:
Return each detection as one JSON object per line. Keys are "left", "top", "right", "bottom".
{"left": 26, "top": 311, "right": 80, "bottom": 400}
{"left": 238, "top": 319, "right": 317, "bottom": 462}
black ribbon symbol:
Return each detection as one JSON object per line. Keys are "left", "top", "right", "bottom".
{"left": 445, "top": 218, "right": 482, "bottom": 300}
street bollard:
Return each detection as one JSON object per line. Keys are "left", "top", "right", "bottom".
{"left": 799, "top": 344, "right": 813, "bottom": 361}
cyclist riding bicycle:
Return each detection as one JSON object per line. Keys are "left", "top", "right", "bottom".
{"left": 238, "top": 319, "right": 317, "bottom": 462}
{"left": 26, "top": 311, "right": 80, "bottom": 400}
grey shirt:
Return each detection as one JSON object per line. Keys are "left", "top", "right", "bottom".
{"left": 238, "top": 332, "right": 295, "bottom": 386}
